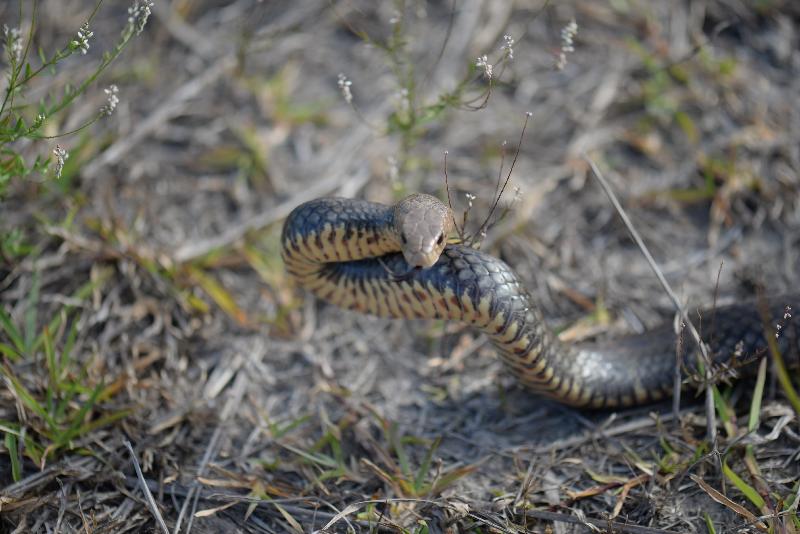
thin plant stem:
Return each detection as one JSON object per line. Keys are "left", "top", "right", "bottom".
{"left": 584, "top": 154, "right": 717, "bottom": 445}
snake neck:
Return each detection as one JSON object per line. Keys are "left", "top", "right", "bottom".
{"left": 282, "top": 197, "right": 401, "bottom": 279}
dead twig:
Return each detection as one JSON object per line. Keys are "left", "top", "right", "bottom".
{"left": 173, "top": 367, "right": 249, "bottom": 534}
{"left": 514, "top": 508, "right": 681, "bottom": 534}
{"left": 125, "top": 439, "right": 170, "bottom": 534}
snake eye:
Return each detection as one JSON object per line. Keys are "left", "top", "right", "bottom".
{"left": 436, "top": 232, "right": 444, "bottom": 245}
{"left": 400, "top": 232, "right": 407, "bottom": 245}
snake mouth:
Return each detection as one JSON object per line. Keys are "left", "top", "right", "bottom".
{"left": 402, "top": 252, "right": 439, "bottom": 269}
{"left": 389, "top": 264, "right": 424, "bottom": 282}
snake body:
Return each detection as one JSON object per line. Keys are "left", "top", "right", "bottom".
{"left": 281, "top": 195, "right": 798, "bottom": 408}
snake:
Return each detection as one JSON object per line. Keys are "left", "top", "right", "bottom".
{"left": 281, "top": 193, "right": 798, "bottom": 408}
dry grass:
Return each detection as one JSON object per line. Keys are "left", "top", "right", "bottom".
{"left": 1, "top": 1, "right": 799, "bottom": 532}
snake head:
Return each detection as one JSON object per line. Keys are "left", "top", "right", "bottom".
{"left": 392, "top": 193, "right": 454, "bottom": 268}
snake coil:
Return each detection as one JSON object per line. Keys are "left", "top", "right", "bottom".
{"left": 281, "top": 194, "right": 798, "bottom": 408}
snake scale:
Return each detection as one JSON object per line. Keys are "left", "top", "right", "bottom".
{"left": 281, "top": 194, "right": 798, "bottom": 408}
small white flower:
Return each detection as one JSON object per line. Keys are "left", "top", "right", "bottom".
{"left": 476, "top": 55, "right": 493, "bottom": 79}
{"left": 128, "top": 0, "right": 154, "bottom": 36}
{"left": 337, "top": 73, "right": 353, "bottom": 104}
{"left": 556, "top": 19, "right": 578, "bottom": 70}
{"left": 71, "top": 22, "right": 93, "bottom": 55}
{"left": 394, "top": 87, "right": 410, "bottom": 115}
{"left": 101, "top": 85, "right": 119, "bottom": 116}
{"left": 34, "top": 113, "right": 46, "bottom": 127}
{"left": 465, "top": 192, "right": 476, "bottom": 208}
{"left": 501, "top": 34, "right": 514, "bottom": 60}
{"left": 3, "top": 25, "right": 22, "bottom": 64}
{"left": 387, "top": 156, "right": 399, "bottom": 183}
{"left": 53, "top": 145, "right": 69, "bottom": 179}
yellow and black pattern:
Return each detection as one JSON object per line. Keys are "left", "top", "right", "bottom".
{"left": 282, "top": 196, "right": 799, "bottom": 408}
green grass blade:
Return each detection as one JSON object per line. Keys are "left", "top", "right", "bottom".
{"left": 723, "top": 460, "right": 765, "bottom": 510}
{"left": 413, "top": 436, "right": 440, "bottom": 494}
{"left": 4, "top": 432, "right": 22, "bottom": 481}
{"left": 43, "top": 326, "right": 58, "bottom": 413}
{"left": 785, "top": 481, "right": 800, "bottom": 528}
{"left": 0, "top": 307, "right": 25, "bottom": 354}
{"left": 32, "top": 311, "right": 64, "bottom": 357}
{"left": 282, "top": 443, "right": 340, "bottom": 469}
{"left": 31, "top": 275, "right": 106, "bottom": 355}
{"left": 712, "top": 386, "right": 737, "bottom": 438}
{"left": 23, "top": 271, "right": 40, "bottom": 353}
{"left": 60, "top": 318, "right": 78, "bottom": 375}
{"left": 747, "top": 357, "right": 767, "bottom": 432}
{"left": 768, "top": 341, "right": 800, "bottom": 415}
{"left": 271, "top": 502, "right": 304, "bottom": 534}
{"left": 72, "top": 408, "right": 131, "bottom": 437}
{"left": 388, "top": 423, "right": 411, "bottom": 477}
{"left": 269, "top": 414, "right": 311, "bottom": 439}
{"left": 703, "top": 512, "right": 716, "bottom": 534}
{"left": 0, "top": 364, "right": 58, "bottom": 431}
{"left": 58, "top": 382, "right": 104, "bottom": 445}
{"left": 55, "top": 363, "right": 99, "bottom": 420}
{"left": 430, "top": 464, "right": 477, "bottom": 496}
{"left": 0, "top": 341, "right": 22, "bottom": 360}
